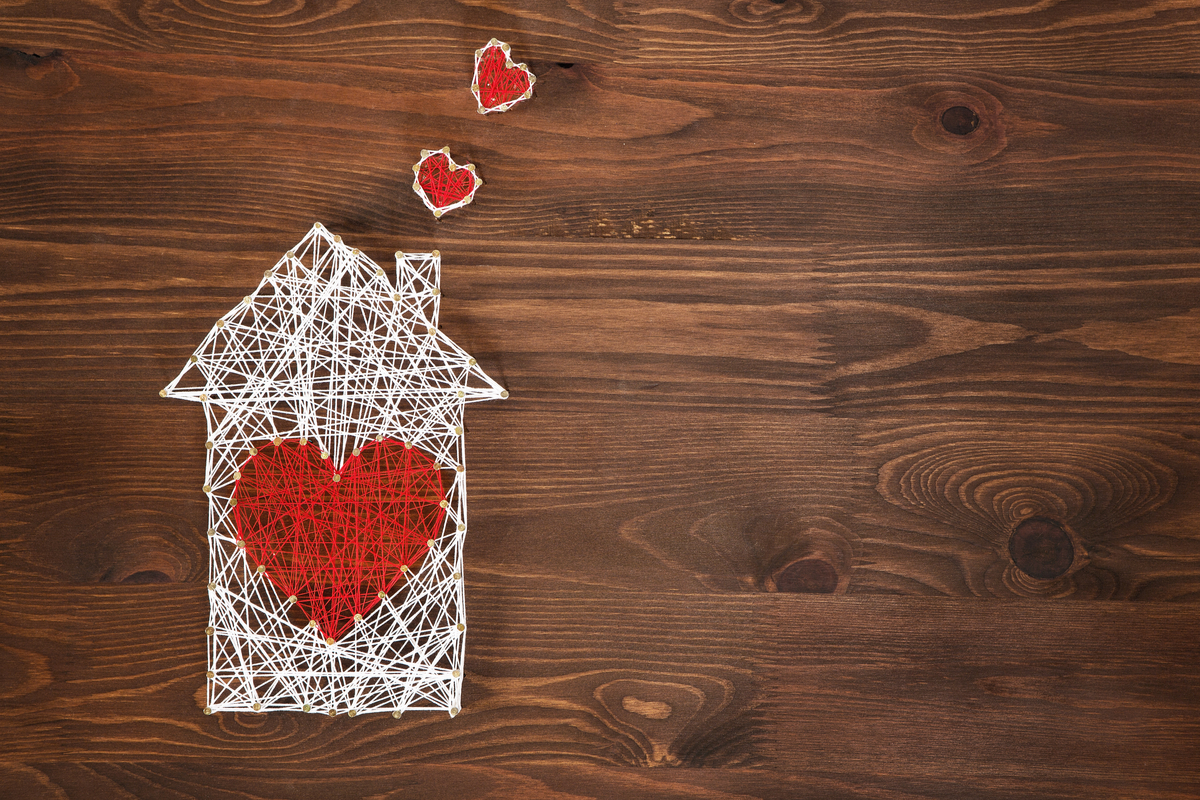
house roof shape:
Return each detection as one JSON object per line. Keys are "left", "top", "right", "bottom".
{"left": 162, "top": 222, "right": 507, "bottom": 470}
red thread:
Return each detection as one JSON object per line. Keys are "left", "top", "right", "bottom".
{"left": 233, "top": 438, "right": 447, "bottom": 641}
{"left": 476, "top": 45, "right": 532, "bottom": 111}
{"left": 417, "top": 153, "right": 478, "bottom": 210}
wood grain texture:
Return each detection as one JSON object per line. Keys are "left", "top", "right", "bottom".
{"left": 2, "top": 1, "right": 1200, "bottom": 797}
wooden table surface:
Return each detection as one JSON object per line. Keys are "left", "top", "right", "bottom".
{"left": 3, "top": 2, "right": 1200, "bottom": 798}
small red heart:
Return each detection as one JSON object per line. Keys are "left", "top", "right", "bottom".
{"left": 232, "top": 439, "right": 447, "bottom": 640}
{"left": 416, "top": 152, "right": 479, "bottom": 212}
{"left": 474, "top": 43, "right": 533, "bottom": 113}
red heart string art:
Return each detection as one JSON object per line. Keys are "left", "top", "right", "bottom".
{"left": 472, "top": 40, "right": 534, "bottom": 114}
{"left": 413, "top": 149, "right": 480, "bottom": 217}
{"left": 232, "top": 438, "right": 447, "bottom": 641}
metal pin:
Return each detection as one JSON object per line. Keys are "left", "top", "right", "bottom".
{"left": 393, "top": 293, "right": 401, "bottom": 301}
{"left": 273, "top": 437, "right": 282, "bottom": 446}
{"left": 253, "top": 702, "right": 262, "bottom": 712}
{"left": 378, "top": 591, "right": 386, "bottom": 599}
{"left": 189, "top": 355, "right": 198, "bottom": 363}
{"left": 500, "top": 390, "right": 509, "bottom": 399}
{"left": 288, "top": 595, "right": 297, "bottom": 603}
{"left": 457, "top": 524, "right": 465, "bottom": 532}
{"left": 440, "top": 500, "right": 449, "bottom": 509}
{"left": 392, "top": 710, "right": 401, "bottom": 718}
{"left": 468, "top": 358, "right": 477, "bottom": 366}
{"left": 159, "top": 389, "right": 167, "bottom": 398}
{"left": 321, "top": 451, "right": 329, "bottom": 459}
{"left": 400, "top": 565, "right": 408, "bottom": 573}
{"left": 432, "top": 249, "right": 440, "bottom": 258}
{"left": 208, "top": 582, "right": 216, "bottom": 590}
{"left": 257, "top": 565, "right": 266, "bottom": 574}
{"left": 450, "top": 707, "right": 460, "bottom": 716}
{"left": 303, "top": 703, "right": 312, "bottom": 712}
{"left": 204, "top": 707, "right": 213, "bottom": 715}
{"left": 331, "top": 474, "right": 341, "bottom": 482}
{"left": 206, "top": 670, "right": 215, "bottom": 679}
{"left": 454, "top": 572, "right": 462, "bottom": 580}
{"left": 300, "top": 437, "right": 308, "bottom": 446}
{"left": 202, "top": 484, "right": 211, "bottom": 493}
{"left": 206, "top": 626, "right": 214, "bottom": 636}
{"left": 456, "top": 623, "right": 465, "bottom": 632}
{"left": 206, "top": 441, "right": 214, "bottom": 450}
{"left": 326, "top": 637, "right": 335, "bottom": 645}
{"left": 454, "top": 426, "right": 463, "bottom": 435}
{"left": 352, "top": 448, "right": 361, "bottom": 456}
{"left": 348, "top": 710, "right": 357, "bottom": 718}
{"left": 309, "top": 620, "right": 318, "bottom": 628}
{"left": 215, "top": 320, "right": 225, "bottom": 328}
{"left": 328, "top": 709, "right": 336, "bottom": 717}
{"left": 354, "top": 613, "right": 362, "bottom": 622}
{"left": 452, "top": 669, "right": 460, "bottom": 678}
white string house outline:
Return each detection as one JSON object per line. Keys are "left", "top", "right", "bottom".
{"left": 162, "top": 223, "right": 507, "bottom": 717}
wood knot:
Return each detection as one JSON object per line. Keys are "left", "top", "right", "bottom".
{"left": 912, "top": 84, "right": 1007, "bottom": 164}
{"left": 771, "top": 557, "right": 839, "bottom": 594}
{"left": 1009, "top": 517, "right": 1075, "bottom": 579}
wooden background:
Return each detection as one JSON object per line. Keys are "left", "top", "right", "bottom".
{"left": 2, "top": 1, "right": 1200, "bottom": 797}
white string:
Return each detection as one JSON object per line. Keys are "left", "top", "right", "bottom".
{"left": 163, "top": 223, "right": 506, "bottom": 716}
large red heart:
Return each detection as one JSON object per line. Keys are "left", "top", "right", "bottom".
{"left": 474, "top": 43, "right": 533, "bottom": 112}
{"left": 416, "top": 152, "right": 479, "bottom": 212}
{"left": 232, "top": 438, "right": 447, "bottom": 641}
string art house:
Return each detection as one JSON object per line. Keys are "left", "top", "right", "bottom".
{"left": 162, "top": 223, "right": 507, "bottom": 717}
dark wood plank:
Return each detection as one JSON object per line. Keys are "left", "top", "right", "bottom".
{"left": 2, "top": 0, "right": 1198, "bottom": 75}
{"left": 0, "top": 582, "right": 1196, "bottom": 799}
{"left": 762, "top": 596, "right": 1200, "bottom": 794}
{"left": 1, "top": 50, "right": 1198, "bottom": 246}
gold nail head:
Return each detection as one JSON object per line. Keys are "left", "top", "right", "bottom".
{"left": 287, "top": 250, "right": 296, "bottom": 258}
{"left": 400, "top": 565, "right": 408, "bottom": 573}
{"left": 321, "top": 451, "right": 329, "bottom": 459}
{"left": 204, "top": 707, "right": 213, "bottom": 715}
{"left": 257, "top": 564, "right": 266, "bottom": 574}
{"left": 454, "top": 572, "right": 462, "bottom": 580}
{"left": 454, "top": 426, "right": 463, "bottom": 435}
{"left": 300, "top": 437, "right": 308, "bottom": 446}
{"left": 457, "top": 390, "right": 465, "bottom": 398}
{"left": 244, "top": 295, "right": 251, "bottom": 304}
{"left": 202, "top": 484, "right": 211, "bottom": 494}
{"left": 450, "top": 707, "right": 460, "bottom": 716}
{"left": 452, "top": 669, "right": 460, "bottom": 678}
{"left": 206, "top": 670, "right": 215, "bottom": 678}
{"left": 393, "top": 293, "right": 401, "bottom": 301}
{"left": 273, "top": 437, "right": 282, "bottom": 446}
{"left": 353, "top": 249, "right": 361, "bottom": 256}
{"left": 207, "top": 528, "right": 216, "bottom": 537}
{"left": 352, "top": 448, "right": 361, "bottom": 456}
{"left": 206, "top": 626, "right": 214, "bottom": 636}
{"left": 404, "top": 441, "right": 412, "bottom": 449}
{"left": 375, "top": 434, "right": 383, "bottom": 441}
{"left": 376, "top": 268, "right": 385, "bottom": 277}
{"left": 468, "top": 358, "right": 477, "bottom": 366}
{"left": 303, "top": 704, "right": 312, "bottom": 712}
{"left": 432, "top": 249, "right": 440, "bottom": 257}
{"left": 348, "top": 710, "right": 357, "bottom": 718}
{"left": 427, "top": 326, "right": 436, "bottom": 335}
{"left": 253, "top": 702, "right": 261, "bottom": 711}
{"left": 392, "top": 710, "right": 402, "bottom": 718}
{"left": 433, "top": 287, "right": 441, "bottom": 296}
{"left": 229, "top": 497, "right": 237, "bottom": 507}
{"left": 189, "top": 355, "right": 198, "bottom": 363}
{"left": 328, "top": 709, "right": 336, "bottom": 717}
{"left": 378, "top": 591, "right": 387, "bottom": 599}
{"left": 205, "top": 441, "right": 214, "bottom": 450}
{"left": 477, "top": 107, "right": 487, "bottom": 115}
{"left": 249, "top": 446, "right": 257, "bottom": 456}
{"left": 457, "top": 524, "right": 465, "bottom": 532}
{"left": 199, "top": 394, "right": 207, "bottom": 402}
{"left": 333, "top": 235, "right": 342, "bottom": 244}
{"left": 440, "top": 500, "right": 449, "bottom": 509}
{"left": 236, "top": 540, "right": 245, "bottom": 549}
{"left": 421, "top": 149, "right": 430, "bottom": 157}
{"left": 326, "top": 637, "right": 335, "bottom": 645}
{"left": 354, "top": 613, "right": 362, "bottom": 622}
{"left": 433, "top": 209, "right": 443, "bottom": 218}
{"left": 456, "top": 465, "right": 465, "bottom": 472}
{"left": 471, "top": 84, "right": 479, "bottom": 91}
{"left": 428, "top": 538, "right": 436, "bottom": 546}
{"left": 395, "top": 251, "right": 403, "bottom": 259}
{"left": 234, "top": 471, "right": 241, "bottom": 480}
{"left": 215, "top": 320, "right": 224, "bottom": 328}
{"left": 208, "top": 582, "right": 216, "bottom": 590}
{"left": 288, "top": 595, "right": 298, "bottom": 603}
{"left": 309, "top": 620, "right": 318, "bottom": 628}
{"left": 159, "top": 389, "right": 167, "bottom": 398}
{"left": 314, "top": 222, "right": 322, "bottom": 229}
{"left": 264, "top": 269, "right": 273, "bottom": 277}
{"left": 456, "top": 623, "right": 465, "bottom": 632}
{"left": 500, "top": 390, "right": 510, "bottom": 399}
{"left": 466, "top": 164, "right": 475, "bottom": 172}
{"left": 441, "top": 146, "right": 450, "bottom": 154}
